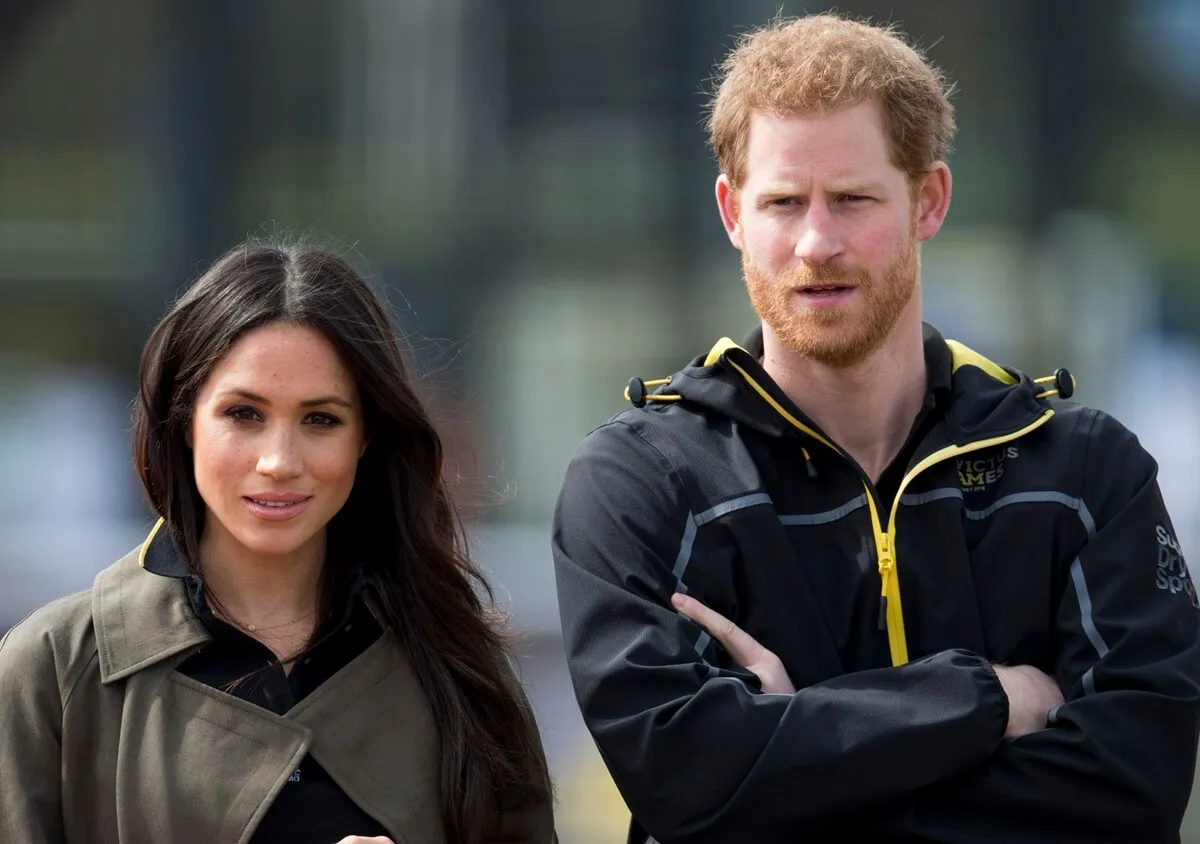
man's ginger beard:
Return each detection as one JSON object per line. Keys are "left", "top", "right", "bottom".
{"left": 744, "top": 219, "right": 920, "bottom": 368}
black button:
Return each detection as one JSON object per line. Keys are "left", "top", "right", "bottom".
{"left": 1054, "top": 368, "right": 1074, "bottom": 399}
{"left": 627, "top": 377, "right": 647, "bottom": 408}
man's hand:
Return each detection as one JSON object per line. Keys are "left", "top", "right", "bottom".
{"left": 991, "top": 664, "right": 1065, "bottom": 739}
{"left": 671, "top": 593, "right": 795, "bottom": 693}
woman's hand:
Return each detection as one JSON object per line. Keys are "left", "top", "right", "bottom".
{"left": 334, "top": 837, "right": 393, "bottom": 843}
{"left": 671, "top": 592, "right": 796, "bottom": 694}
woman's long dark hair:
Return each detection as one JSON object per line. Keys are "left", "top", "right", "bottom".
{"left": 132, "top": 240, "right": 552, "bottom": 842}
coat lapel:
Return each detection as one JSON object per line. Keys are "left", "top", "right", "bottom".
{"left": 290, "top": 632, "right": 443, "bottom": 843}
{"left": 127, "top": 672, "right": 312, "bottom": 844}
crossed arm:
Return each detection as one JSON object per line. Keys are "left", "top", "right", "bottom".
{"left": 670, "top": 592, "right": 1064, "bottom": 739}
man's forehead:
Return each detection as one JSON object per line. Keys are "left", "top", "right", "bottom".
{"left": 746, "top": 106, "right": 888, "bottom": 152}
{"left": 741, "top": 108, "right": 898, "bottom": 188}
{"left": 749, "top": 174, "right": 888, "bottom": 193}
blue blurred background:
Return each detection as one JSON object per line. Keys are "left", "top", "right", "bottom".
{"left": 2, "top": 0, "right": 1200, "bottom": 839}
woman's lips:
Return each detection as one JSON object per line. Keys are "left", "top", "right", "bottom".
{"left": 241, "top": 495, "right": 313, "bottom": 521}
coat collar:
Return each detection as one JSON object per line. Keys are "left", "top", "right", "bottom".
{"left": 93, "top": 519, "right": 212, "bottom": 684}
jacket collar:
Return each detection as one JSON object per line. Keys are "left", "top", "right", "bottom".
{"left": 669, "top": 322, "right": 958, "bottom": 442}
{"left": 93, "top": 519, "right": 212, "bottom": 684}
{"left": 665, "top": 322, "right": 1048, "bottom": 447}
{"left": 738, "top": 321, "right": 954, "bottom": 407}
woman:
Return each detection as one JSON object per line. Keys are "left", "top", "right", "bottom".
{"left": 0, "top": 242, "right": 555, "bottom": 843}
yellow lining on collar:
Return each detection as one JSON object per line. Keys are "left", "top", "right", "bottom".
{"left": 944, "top": 339, "right": 1016, "bottom": 385}
{"left": 704, "top": 337, "right": 745, "bottom": 367}
{"left": 138, "top": 517, "right": 166, "bottom": 567}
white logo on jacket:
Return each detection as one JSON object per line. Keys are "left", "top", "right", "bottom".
{"left": 1156, "top": 524, "right": 1199, "bottom": 608}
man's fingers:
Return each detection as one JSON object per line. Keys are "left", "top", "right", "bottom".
{"left": 672, "top": 592, "right": 727, "bottom": 633}
{"left": 671, "top": 592, "right": 759, "bottom": 661}
{"left": 671, "top": 592, "right": 797, "bottom": 694}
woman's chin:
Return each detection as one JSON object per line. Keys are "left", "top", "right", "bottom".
{"left": 229, "top": 524, "right": 319, "bottom": 560}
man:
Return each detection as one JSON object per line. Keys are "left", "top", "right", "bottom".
{"left": 551, "top": 13, "right": 1200, "bottom": 844}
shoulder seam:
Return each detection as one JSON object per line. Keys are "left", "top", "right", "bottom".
{"left": 62, "top": 649, "right": 101, "bottom": 711}
{"left": 1077, "top": 406, "right": 1102, "bottom": 512}
{"left": 609, "top": 418, "right": 704, "bottom": 518}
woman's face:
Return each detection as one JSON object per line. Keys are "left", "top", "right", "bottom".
{"left": 189, "top": 322, "right": 367, "bottom": 562}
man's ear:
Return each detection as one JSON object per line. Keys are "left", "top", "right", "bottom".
{"left": 715, "top": 174, "right": 744, "bottom": 251}
{"left": 915, "top": 161, "right": 952, "bottom": 243}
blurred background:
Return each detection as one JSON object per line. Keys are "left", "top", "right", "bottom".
{"left": 2, "top": 0, "right": 1199, "bottom": 840}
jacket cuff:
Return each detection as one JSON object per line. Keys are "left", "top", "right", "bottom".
{"left": 973, "top": 653, "right": 1010, "bottom": 746}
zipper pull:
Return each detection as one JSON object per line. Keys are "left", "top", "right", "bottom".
{"left": 801, "top": 446, "right": 818, "bottom": 480}
{"left": 877, "top": 535, "right": 893, "bottom": 632}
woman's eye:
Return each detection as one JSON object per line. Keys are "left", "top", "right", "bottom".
{"left": 225, "top": 405, "right": 260, "bottom": 422}
{"left": 306, "top": 412, "right": 343, "bottom": 428}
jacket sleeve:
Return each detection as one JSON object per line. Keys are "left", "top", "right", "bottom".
{"left": 0, "top": 618, "right": 66, "bottom": 843}
{"left": 552, "top": 420, "right": 1010, "bottom": 843}
{"left": 898, "top": 411, "right": 1200, "bottom": 842}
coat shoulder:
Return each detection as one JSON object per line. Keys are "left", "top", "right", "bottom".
{"left": 0, "top": 588, "right": 95, "bottom": 656}
{"left": 0, "top": 550, "right": 137, "bottom": 695}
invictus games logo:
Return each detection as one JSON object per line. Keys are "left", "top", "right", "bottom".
{"left": 1156, "top": 524, "right": 1199, "bottom": 608}
{"left": 957, "top": 446, "right": 1018, "bottom": 492}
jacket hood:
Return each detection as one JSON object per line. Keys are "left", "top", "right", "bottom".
{"left": 624, "top": 322, "right": 1074, "bottom": 447}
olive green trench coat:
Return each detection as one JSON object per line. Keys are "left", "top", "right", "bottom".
{"left": 0, "top": 545, "right": 556, "bottom": 843}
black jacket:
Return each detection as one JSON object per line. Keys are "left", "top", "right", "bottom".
{"left": 552, "top": 325, "right": 1200, "bottom": 844}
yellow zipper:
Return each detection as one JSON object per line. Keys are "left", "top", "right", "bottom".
{"left": 728, "top": 355, "right": 1056, "bottom": 668}
{"left": 727, "top": 360, "right": 838, "bottom": 450}
{"left": 877, "top": 409, "right": 1056, "bottom": 666}
{"left": 863, "top": 491, "right": 905, "bottom": 664}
